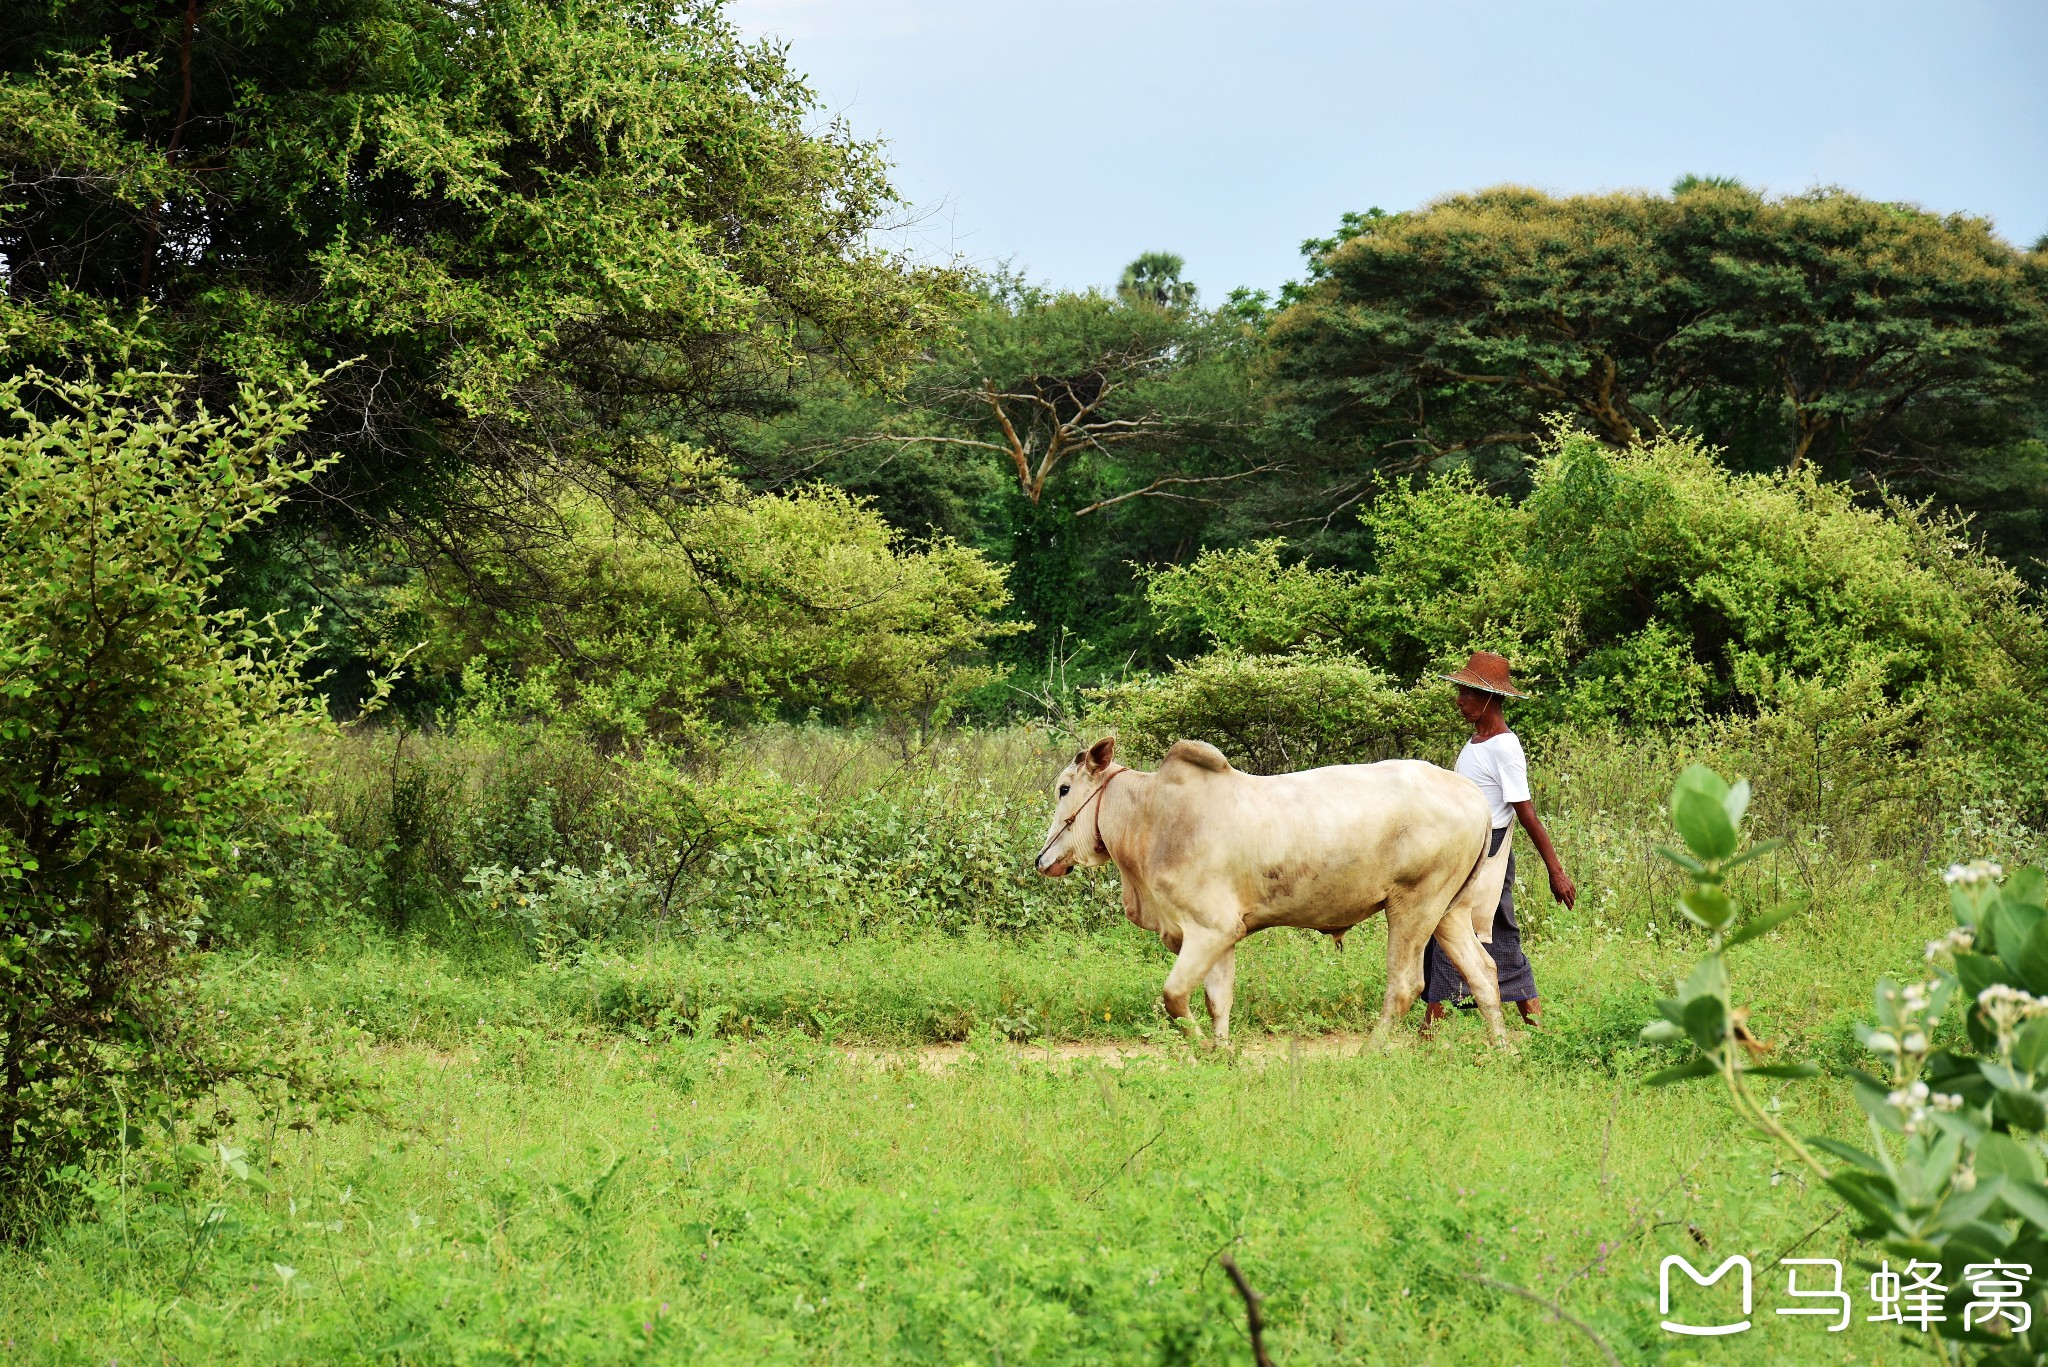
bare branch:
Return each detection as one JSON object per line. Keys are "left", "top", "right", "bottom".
{"left": 1217, "top": 1256, "right": 1276, "bottom": 1367}
{"left": 1072, "top": 464, "right": 1287, "bottom": 517}
{"left": 1459, "top": 1276, "right": 1621, "bottom": 1367}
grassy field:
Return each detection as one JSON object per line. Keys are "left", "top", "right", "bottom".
{"left": 1, "top": 726, "right": 2037, "bottom": 1364}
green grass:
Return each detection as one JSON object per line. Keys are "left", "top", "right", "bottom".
{"left": 0, "top": 885, "right": 1963, "bottom": 1365}
{"left": 2, "top": 721, "right": 2025, "bottom": 1364}
{"left": 0, "top": 1008, "right": 1898, "bottom": 1365}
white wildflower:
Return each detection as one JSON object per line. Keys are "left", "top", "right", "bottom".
{"left": 1931, "top": 1092, "right": 1964, "bottom": 1112}
{"left": 1926, "top": 926, "right": 1975, "bottom": 960}
{"left": 1976, "top": 983, "right": 2048, "bottom": 1052}
{"left": 1945, "top": 860, "right": 2005, "bottom": 887}
{"left": 1902, "top": 1031, "right": 1929, "bottom": 1054}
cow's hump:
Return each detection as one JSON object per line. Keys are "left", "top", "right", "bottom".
{"left": 1161, "top": 739, "right": 1232, "bottom": 775}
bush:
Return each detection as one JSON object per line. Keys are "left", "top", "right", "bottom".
{"left": 1143, "top": 427, "right": 2048, "bottom": 794}
{"left": 0, "top": 368, "right": 331, "bottom": 1221}
{"left": 1086, "top": 651, "right": 1459, "bottom": 774}
{"left": 223, "top": 723, "right": 1122, "bottom": 953}
{"left": 411, "top": 455, "right": 1023, "bottom": 749}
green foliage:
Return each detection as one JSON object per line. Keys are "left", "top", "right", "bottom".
{"left": 0, "top": 368, "right": 335, "bottom": 1223}
{"left": 1, "top": 1, "right": 956, "bottom": 513}
{"left": 1647, "top": 765, "right": 2048, "bottom": 1362}
{"left": 748, "top": 268, "right": 1270, "bottom": 647}
{"left": 1116, "top": 252, "right": 1198, "bottom": 310}
{"left": 1087, "top": 652, "right": 1458, "bottom": 774}
{"left": 1142, "top": 427, "right": 2048, "bottom": 793}
{"left": 1265, "top": 183, "right": 2048, "bottom": 570}
{"left": 1, "top": 0, "right": 965, "bottom": 712}
{"left": 225, "top": 726, "right": 1126, "bottom": 957}
{"left": 410, "top": 456, "right": 1022, "bottom": 747}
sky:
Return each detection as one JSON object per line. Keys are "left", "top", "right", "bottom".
{"left": 725, "top": 0, "right": 2048, "bottom": 303}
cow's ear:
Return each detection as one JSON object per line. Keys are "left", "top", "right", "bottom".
{"left": 1087, "top": 735, "right": 1116, "bottom": 772}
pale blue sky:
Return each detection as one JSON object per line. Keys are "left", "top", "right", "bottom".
{"left": 727, "top": 0, "right": 2048, "bottom": 302}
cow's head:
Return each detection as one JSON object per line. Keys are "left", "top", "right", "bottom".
{"left": 1035, "top": 735, "right": 1118, "bottom": 877}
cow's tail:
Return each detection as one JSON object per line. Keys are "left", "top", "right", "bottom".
{"left": 1443, "top": 822, "right": 1511, "bottom": 945}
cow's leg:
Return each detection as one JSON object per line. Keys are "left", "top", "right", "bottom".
{"left": 1369, "top": 906, "right": 1436, "bottom": 1050}
{"left": 1431, "top": 912, "right": 1508, "bottom": 1047}
{"left": 1161, "top": 923, "right": 1237, "bottom": 1040}
{"left": 1202, "top": 947, "right": 1238, "bottom": 1044}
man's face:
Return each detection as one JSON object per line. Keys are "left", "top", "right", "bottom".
{"left": 1455, "top": 685, "right": 1493, "bottom": 724}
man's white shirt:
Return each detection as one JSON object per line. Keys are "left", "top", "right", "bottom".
{"left": 1456, "top": 731, "right": 1530, "bottom": 830}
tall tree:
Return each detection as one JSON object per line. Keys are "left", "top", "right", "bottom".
{"left": 1265, "top": 183, "right": 2048, "bottom": 572}
{"left": 0, "top": 0, "right": 958, "bottom": 546}
{"left": 780, "top": 266, "right": 1272, "bottom": 640}
{"left": 1117, "top": 251, "right": 1197, "bottom": 309}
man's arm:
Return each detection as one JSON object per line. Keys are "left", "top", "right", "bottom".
{"left": 1510, "top": 799, "right": 1576, "bottom": 908}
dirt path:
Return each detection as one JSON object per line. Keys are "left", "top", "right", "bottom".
{"left": 837, "top": 1030, "right": 1387, "bottom": 1073}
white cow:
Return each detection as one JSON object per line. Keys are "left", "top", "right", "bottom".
{"left": 1034, "top": 736, "right": 1512, "bottom": 1046}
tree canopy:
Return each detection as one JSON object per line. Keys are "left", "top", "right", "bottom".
{"left": 0, "top": 0, "right": 959, "bottom": 540}
{"left": 1265, "top": 183, "right": 2048, "bottom": 570}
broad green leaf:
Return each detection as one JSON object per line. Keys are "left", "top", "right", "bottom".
{"left": 1683, "top": 994, "right": 1727, "bottom": 1049}
{"left": 2009, "top": 867, "right": 2048, "bottom": 912}
{"left": 1996, "top": 899, "right": 2047, "bottom": 978}
{"left": 1655, "top": 997, "right": 1686, "bottom": 1026}
{"left": 1746, "top": 1061, "right": 1818, "bottom": 1079}
{"left": 1929, "top": 1109, "right": 1988, "bottom": 1144}
{"left": 2000, "top": 1180, "right": 2048, "bottom": 1233}
{"left": 2017, "top": 1018, "right": 2048, "bottom": 1078}
{"left": 1874, "top": 976, "right": 1902, "bottom": 1030}
{"left": 1914, "top": 1129, "right": 1964, "bottom": 1205}
{"left": 1954, "top": 951, "right": 2018, "bottom": 1002}
{"left": 1639, "top": 1019, "right": 1684, "bottom": 1044}
{"left": 1854, "top": 1079, "right": 1905, "bottom": 1133}
{"left": 1721, "top": 777, "right": 1751, "bottom": 829}
{"left": 1677, "top": 886, "right": 1735, "bottom": 931}
{"left": 1930, "top": 1175, "right": 2004, "bottom": 1233}
{"left": 1809, "top": 1137, "right": 1887, "bottom": 1175}
{"left": 1680, "top": 954, "right": 1728, "bottom": 1004}
{"left": 1655, "top": 845, "right": 1707, "bottom": 876}
{"left": 1997, "top": 1087, "right": 2048, "bottom": 1131}
{"left": 2020, "top": 922, "right": 2048, "bottom": 998}
{"left": 1672, "top": 774, "right": 1738, "bottom": 862}
{"left": 1720, "top": 838, "right": 1786, "bottom": 873}
{"left": 1975, "top": 1132, "right": 2044, "bottom": 1185}
{"left": 1723, "top": 902, "right": 1801, "bottom": 948}
{"left": 1981, "top": 1061, "right": 2027, "bottom": 1091}
{"left": 1645, "top": 1057, "right": 1719, "bottom": 1086}
{"left": 1826, "top": 1170, "right": 1904, "bottom": 1231}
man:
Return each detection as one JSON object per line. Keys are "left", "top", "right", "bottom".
{"left": 1422, "top": 651, "right": 1576, "bottom": 1032}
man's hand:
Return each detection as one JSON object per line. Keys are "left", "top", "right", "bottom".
{"left": 1548, "top": 866, "right": 1576, "bottom": 909}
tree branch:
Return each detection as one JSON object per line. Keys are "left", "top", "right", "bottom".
{"left": 1072, "top": 464, "right": 1286, "bottom": 517}
{"left": 1217, "top": 1256, "right": 1276, "bottom": 1367}
{"left": 1459, "top": 1275, "right": 1621, "bottom": 1367}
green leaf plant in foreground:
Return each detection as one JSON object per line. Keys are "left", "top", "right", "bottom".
{"left": 1643, "top": 763, "right": 2048, "bottom": 1364}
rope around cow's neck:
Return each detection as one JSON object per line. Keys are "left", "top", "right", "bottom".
{"left": 1036, "top": 764, "right": 1128, "bottom": 869}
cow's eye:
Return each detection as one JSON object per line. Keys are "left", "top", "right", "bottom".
{"left": 1058, "top": 784, "right": 1071, "bottom": 798}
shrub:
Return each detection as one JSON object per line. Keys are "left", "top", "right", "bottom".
{"left": 1086, "top": 651, "right": 1459, "bottom": 774}
{"left": 1144, "top": 427, "right": 2048, "bottom": 794}
{"left": 0, "top": 368, "right": 330, "bottom": 1221}
{"left": 412, "top": 455, "right": 1024, "bottom": 749}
